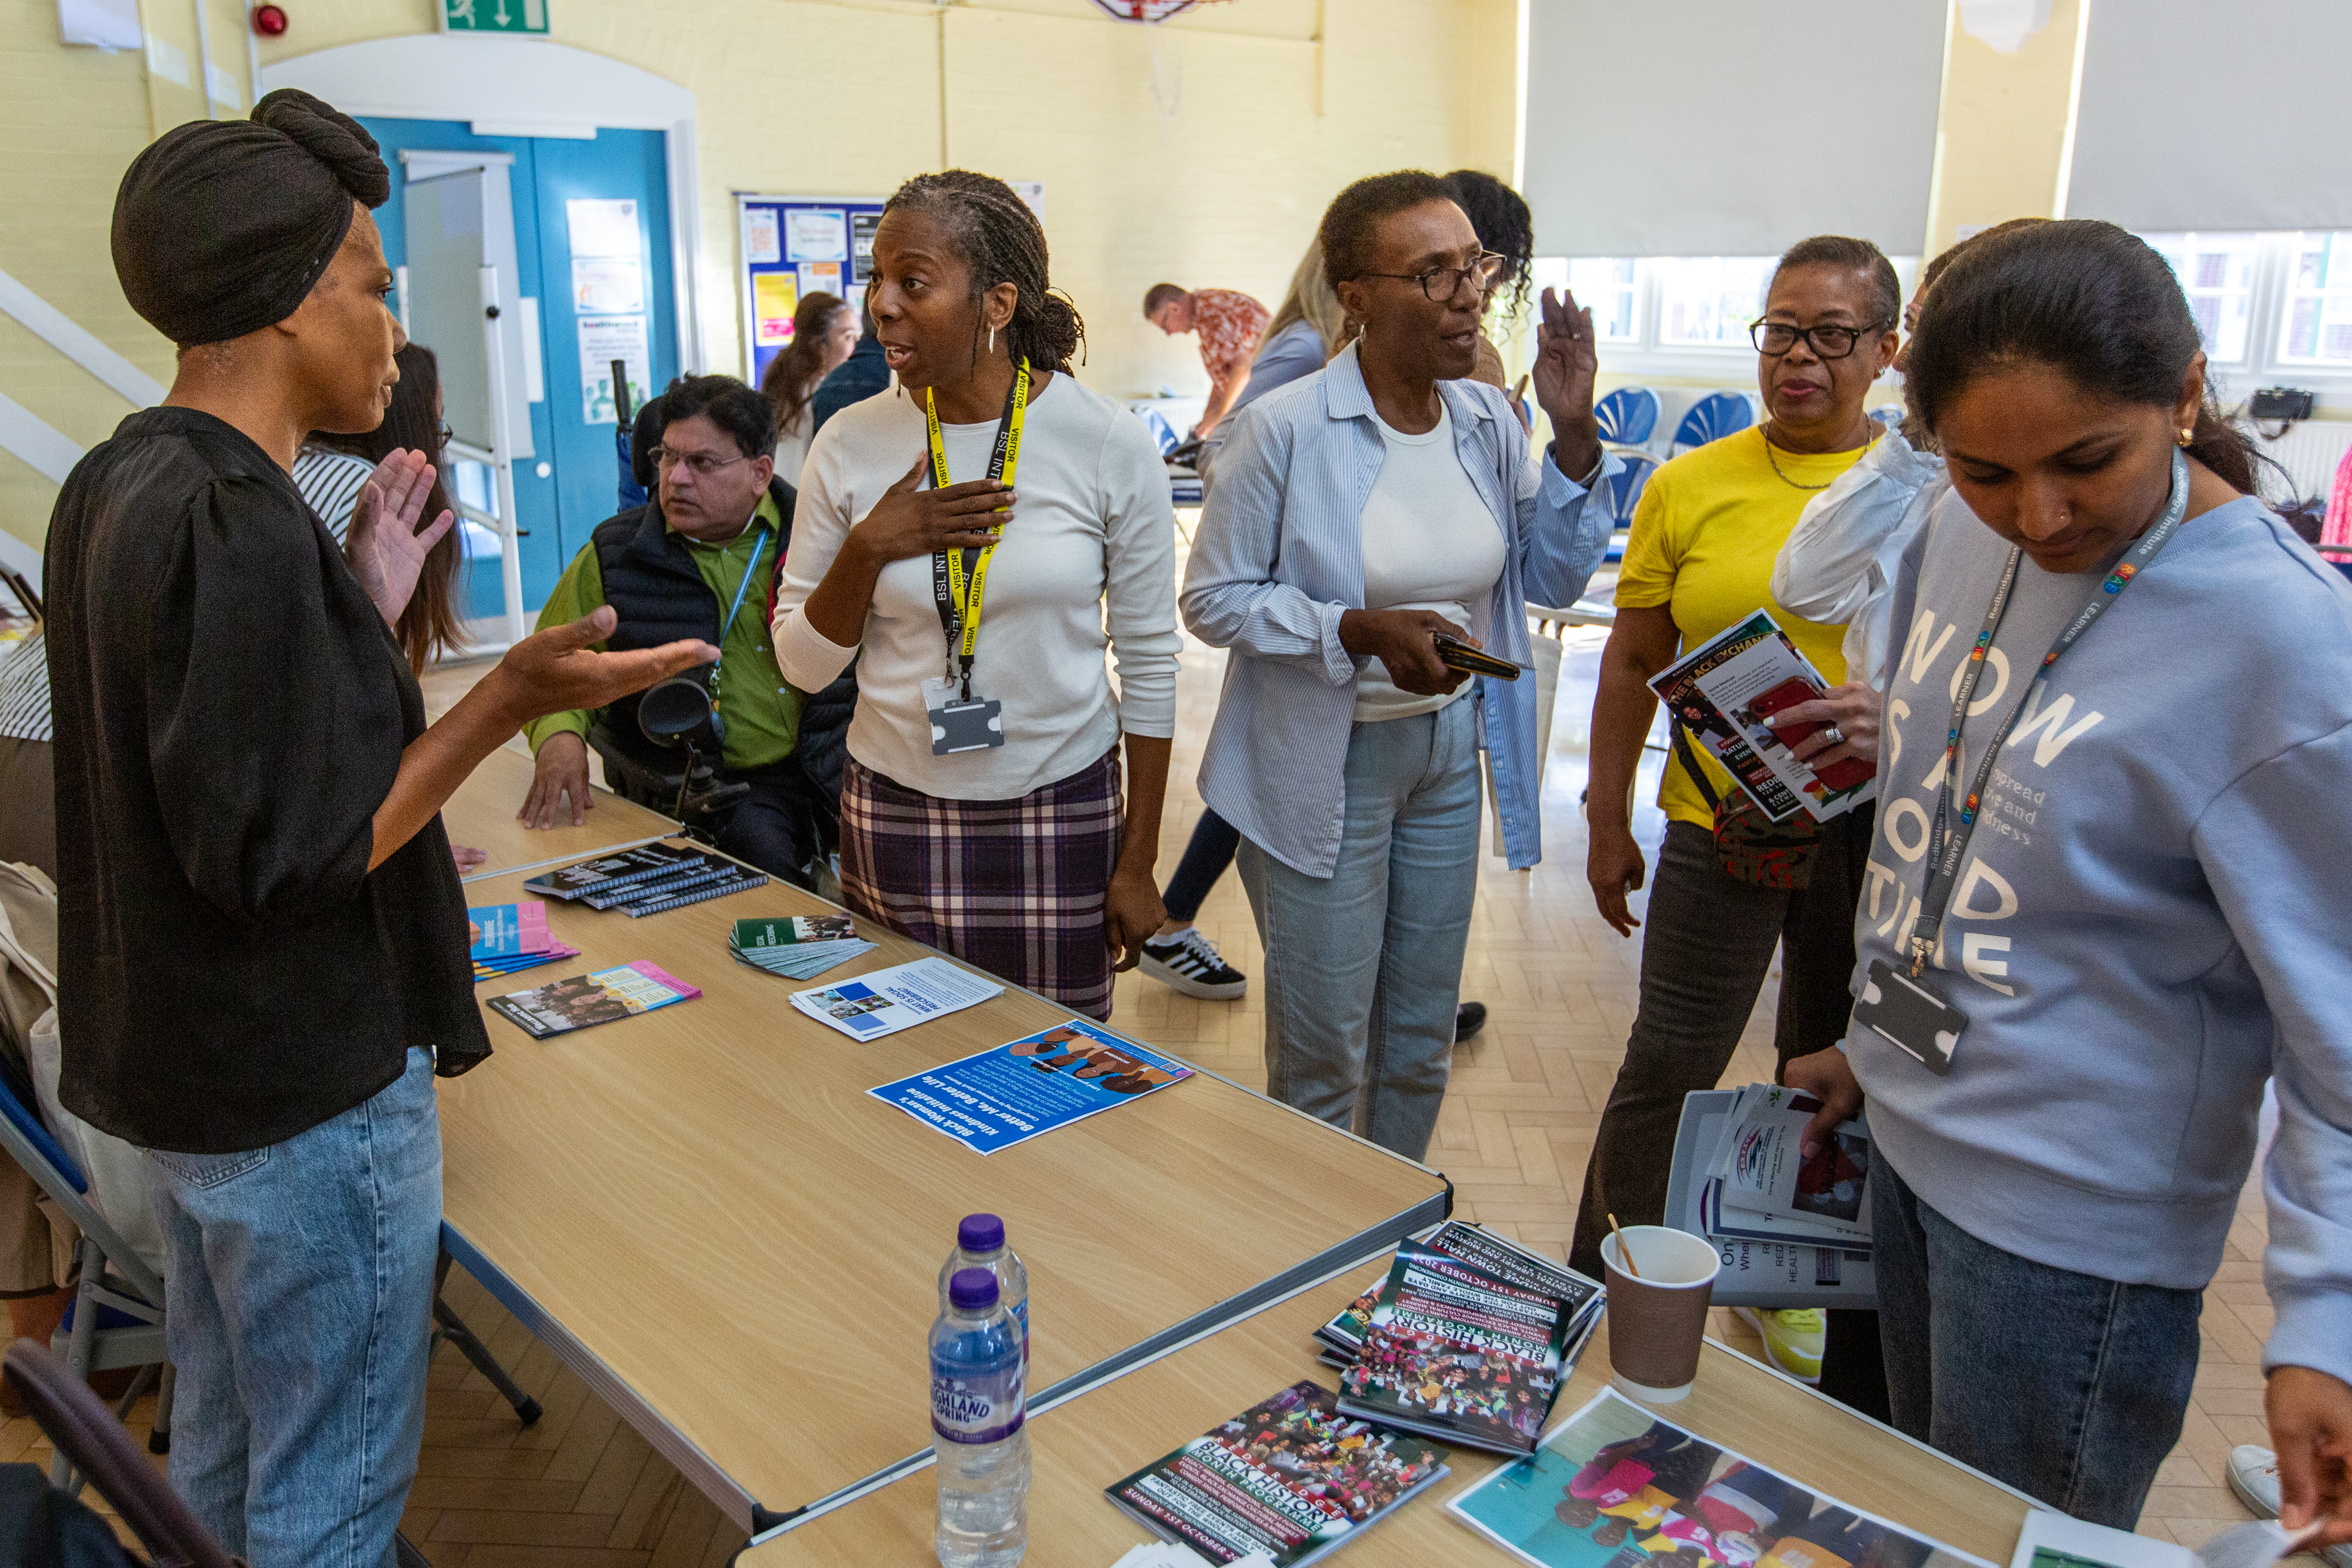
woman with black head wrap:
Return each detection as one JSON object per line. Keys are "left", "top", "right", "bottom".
{"left": 44, "top": 88, "right": 715, "bottom": 1564}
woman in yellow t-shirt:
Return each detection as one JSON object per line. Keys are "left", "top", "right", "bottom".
{"left": 1566, "top": 237, "right": 1900, "bottom": 1405}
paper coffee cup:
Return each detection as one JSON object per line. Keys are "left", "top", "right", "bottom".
{"left": 1601, "top": 1225, "right": 1720, "bottom": 1403}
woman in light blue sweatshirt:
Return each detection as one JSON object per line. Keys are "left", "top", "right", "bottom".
{"left": 1786, "top": 220, "right": 2352, "bottom": 1534}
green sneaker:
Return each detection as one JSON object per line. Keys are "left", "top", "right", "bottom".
{"left": 1735, "top": 1307, "right": 1825, "bottom": 1384}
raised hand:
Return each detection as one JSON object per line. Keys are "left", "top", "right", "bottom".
{"left": 484, "top": 607, "right": 717, "bottom": 730}
{"left": 346, "top": 448, "right": 456, "bottom": 628}
{"left": 1533, "top": 286, "right": 1604, "bottom": 482}
{"left": 847, "top": 455, "right": 1017, "bottom": 567}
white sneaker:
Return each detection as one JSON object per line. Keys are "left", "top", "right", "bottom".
{"left": 2226, "top": 1445, "right": 2352, "bottom": 1568}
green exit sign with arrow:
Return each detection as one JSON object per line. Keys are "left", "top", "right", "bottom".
{"left": 441, "top": 0, "right": 548, "bottom": 35}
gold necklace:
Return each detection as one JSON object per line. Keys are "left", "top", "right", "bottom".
{"left": 1762, "top": 420, "right": 1877, "bottom": 490}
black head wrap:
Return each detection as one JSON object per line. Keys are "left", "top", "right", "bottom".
{"left": 112, "top": 88, "right": 391, "bottom": 348}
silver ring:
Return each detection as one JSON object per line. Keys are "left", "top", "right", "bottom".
{"left": 1822, "top": 726, "right": 1846, "bottom": 746}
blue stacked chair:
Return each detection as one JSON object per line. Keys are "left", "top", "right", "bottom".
{"left": 1670, "top": 390, "right": 1755, "bottom": 455}
{"left": 1595, "top": 386, "right": 1660, "bottom": 449}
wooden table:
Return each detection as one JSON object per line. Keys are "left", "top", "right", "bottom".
{"left": 439, "top": 743, "right": 675, "bottom": 883}
{"left": 441, "top": 850, "right": 1451, "bottom": 1533}
{"left": 742, "top": 1275, "right": 2035, "bottom": 1566}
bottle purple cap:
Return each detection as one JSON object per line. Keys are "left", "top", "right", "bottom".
{"left": 949, "top": 1267, "right": 999, "bottom": 1312}
{"left": 958, "top": 1213, "right": 1005, "bottom": 1253}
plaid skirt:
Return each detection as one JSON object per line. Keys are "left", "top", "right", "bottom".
{"left": 838, "top": 749, "right": 1124, "bottom": 1021}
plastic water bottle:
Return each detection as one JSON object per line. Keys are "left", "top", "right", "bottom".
{"left": 931, "top": 1268, "right": 1029, "bottom": 1568}
{"left": 938, "top": 1213, "right": 1029, "bottom": 1374}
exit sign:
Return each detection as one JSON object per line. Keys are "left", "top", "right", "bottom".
{"left": 441, "top": 0, "right": 547, "bottom": 34}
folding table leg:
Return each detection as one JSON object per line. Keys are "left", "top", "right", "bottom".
{"left": 148, "top": 1361, "right": 174, "bottom": 1455}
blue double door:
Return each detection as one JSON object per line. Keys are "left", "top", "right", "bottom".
{"left": 360, "top": 117, "right": 680, "bottom": 620}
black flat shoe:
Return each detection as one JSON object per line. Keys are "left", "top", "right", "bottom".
{"left": 1455, "top": 1001, "right": 1488, "bottom": 1042}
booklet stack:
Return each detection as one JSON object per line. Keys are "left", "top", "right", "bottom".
{"left": 1318, "top": 1222, "right": 1605, "bottom": 1457}
{"left": 468, "top": 900, "right": 579, "bottom": 982}
{"left": 728, "top": 916, "right": 876, "bottom": 982}
{"left": 1698, "top": 1083, "right": 1872, "bottom": 1256}
{"left": 1104, "top": 1379, "right": 1451, "bottom": 1567}
{"left": 522, "top": 843, "right": 767, "bottom": 918}
{"left": 486, "top": 960, "right": 702, "bottom": 1039}
{"left": 1646, "top": 608, "right": 1876, "bottom": 824}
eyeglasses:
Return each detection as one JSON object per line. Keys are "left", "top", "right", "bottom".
{"left": 1362, "top": 252, "right": 1509, "bottom": 301}
{"left": 1748, "top": 319, "right": 1892, "bottom": 359}
{"left": 652, "top": 446, "right": 752, "bottom": 476}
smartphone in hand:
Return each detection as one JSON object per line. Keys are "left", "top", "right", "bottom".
{"left": 1432, "top": 632, "right": 1530, "bottom": 682}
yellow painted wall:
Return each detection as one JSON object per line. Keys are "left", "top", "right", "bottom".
{"left": 0, "top": 0, "right": 1517, "bottom": 558}
{"left": 1921, "top": 0, "right": 2086, "bottom": 258}
{"left": 0, "top": 0, "right": 265, "bottom": 557}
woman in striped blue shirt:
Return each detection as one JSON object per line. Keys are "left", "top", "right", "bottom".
{"left": 1181, "top": 171, "right": 1616, "bottom": 1160}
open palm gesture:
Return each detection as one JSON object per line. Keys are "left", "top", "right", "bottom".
{"left": 346, "top": 448, "right": 455, "bottom": 628}
{"left": 1533, "top": 286, "right": 1604, "bottom": 480}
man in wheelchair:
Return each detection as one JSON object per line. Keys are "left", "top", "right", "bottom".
{"left": 517, "top": 374, "right": 853, "bottom": 889}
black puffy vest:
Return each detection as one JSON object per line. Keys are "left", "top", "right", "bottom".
{"left": 588, "top": 479, "right": 795, "bottom": 774}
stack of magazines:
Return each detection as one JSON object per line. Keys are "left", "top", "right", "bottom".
{"left": 1318, "top": 1222, "right": 1605, "bottom": 1456}
{"left": 1104, "top": 1379, "right": 1451, "bottom": 1566}
{"left": 522, "top": 843, "right": 767, "bottom": 918}
{"left": 468, "top": 900, "right": 579, "bottom": 982}
{"left": 1697, "top": 1083, "right": 1872, "bottom": 1256}
{"left": 728, "top": 916, "right": 876, "bottom": 982}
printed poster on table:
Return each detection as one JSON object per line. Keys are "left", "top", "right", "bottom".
{"left": 578, "top": 315, "right": 649, "bottom": 425}
{"left": 784, "top": 208, "right": 848, "bottom": 263}
{"left": 565, "top": 197, "right": 641, "bottom": 258}
{"left": 869, "top": 1020, "right": 1192, "bottom": 1155}
{"left": 1447, "top": 1386, "right": 1994, "bottom": 1568}
{"left": 753, "top": 271, "right": 798, "bottom": 347}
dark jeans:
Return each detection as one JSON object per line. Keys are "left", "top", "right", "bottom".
{"left": 1162, "top": 808, "right": 1241, "bottom": 924}
{"left": 712, "top": 764, "right": 830, "bottom": 891}
{"left": 1569, "top": 810, "right": 1885, "bottom": 1419}
{"left": 1874, "top": 1155, "right": 2201, "bottom": 1527}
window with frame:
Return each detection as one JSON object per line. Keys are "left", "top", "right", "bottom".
{"left": 2137, "top": 232, "right": 2260, "bottom": 364}
{"left": 1533, "top": 255, "right": 1917, "bottom": 374}
{"left": 2278, "top": 231, "right": 2352, "bottom": 368}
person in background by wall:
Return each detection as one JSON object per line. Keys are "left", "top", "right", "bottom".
{"left": 1145, "top": 281, "right": 1271, "bottom": 441}
{"left": 0, "top": 627, "right": 52, "bottom": 879}
{"left": 761, "top": 291, "right": 859, "bottom": 485}
{"left": 1572, "top": 236, "right": 1902, "bottom": 1418}
{"left": 1785, "top": 219, "right": 2352, "bottom": 1535}
{"left": 519, "top": 374, "right": 852, "bottom": 889}
{"left": 777, "top": 171, "right": 1180, "bottom": 1022}
{"left": 298, "top": 341, "right": 470, "bottom": 675}
{"left": 1183, "top": 170, "right": 1615, "bottom": 1162}
{"left": 811, "top": 296, "right": 891, "bottom": 441}
{"left": 49, "top": 90, "right": 714, "bottom": 1564}
{"left": 1771, "top": 218, "right": 2045, "bottom": 692}
{"left": 1441, "top": 169, "right": 1536, "bottom": 402}
{"left": 1139, "top": 237, "right": 1353, "bottom": 1004}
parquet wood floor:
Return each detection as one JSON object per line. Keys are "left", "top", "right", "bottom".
{"left": 109, "top": 567, "right": 2256, "bottom": 1563}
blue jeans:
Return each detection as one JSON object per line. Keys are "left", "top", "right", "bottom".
{"left": 1873, "top": 1152, "right": 2201, "bottom": 1527}
{"left": 1236, "top": 699, "right": 1480, "bottom": 1162}
{"left": 143, "top": 1047, "right": 441, "bottom": 1568}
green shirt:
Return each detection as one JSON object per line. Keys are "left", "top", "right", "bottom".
{"left": 521, "top": 493, "right": 802, "bottom": 771}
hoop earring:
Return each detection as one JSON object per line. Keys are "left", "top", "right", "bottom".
{"left": 2178, "top": 427, "right": 2194, "bottom": 447}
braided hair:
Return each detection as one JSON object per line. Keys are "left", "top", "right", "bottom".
{"left": 883, "top": 171, "right": 1085, "bottom": 373}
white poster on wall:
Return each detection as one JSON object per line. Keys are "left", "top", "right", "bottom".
{"left": 570, "top": 257, "right": 644, "bottom": 315}
{"left": 785, "top": 209, "right": 848, "bottom": 263}
{"left": 578, "top": 315, "right": 650, "bottom": 425}
{"left": 566, "top": 198, "right": 641, "bottom": 258}
{"left": 1008, "top": 181, "right": 1045, "bottom": 221}
{"left": 59, "top": 0, "right": 140, "bottom": 48}
{"left": 745, "top": 207, "right": 782, "bottom": 265}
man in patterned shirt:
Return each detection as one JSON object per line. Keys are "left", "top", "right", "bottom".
{"left": 1144, "top": 282, "right": 1270, "bottom": 439}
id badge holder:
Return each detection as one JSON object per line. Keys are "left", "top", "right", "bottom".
{"left": 924, "top": 675, "right": 1006, "bottom": 756}
{"left": 1853, "top": 958, "right": 1967, "bottom": 1076}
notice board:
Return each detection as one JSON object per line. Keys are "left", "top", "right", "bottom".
{"left": 736, "top": 193, "right": 887, "bottom": 388}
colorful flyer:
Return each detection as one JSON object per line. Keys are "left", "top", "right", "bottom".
{"left": 753, "top": 271, "right": 798, "bottom": 347}
{"left": 866, "top": 1020, "right": 1192, "bottom": 1155}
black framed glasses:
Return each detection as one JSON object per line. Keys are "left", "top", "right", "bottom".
{"left": 651, "top": 446, "right": 752, "bottom": 476}
{"left": 1364, "top": 251, "right": 1509, "bottom": 301}
{"left": 1749, "top": 319, "right": 1891, "bottom": 359}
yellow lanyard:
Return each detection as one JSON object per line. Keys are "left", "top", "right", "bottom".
{"left": 925, "top": 358, "right": 1028, "bottom": 695}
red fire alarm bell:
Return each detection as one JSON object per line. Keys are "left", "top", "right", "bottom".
{"left": 251, "top": 4, "right": 287, "bottom": 36}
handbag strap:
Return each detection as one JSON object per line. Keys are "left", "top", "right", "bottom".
{"left": 1668, "top": 717, "right": 1724, "bottom": 816}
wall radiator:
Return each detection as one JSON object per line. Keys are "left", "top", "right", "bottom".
{"left": 2256, "top": 419, "right": 2352, "bottom": 502}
